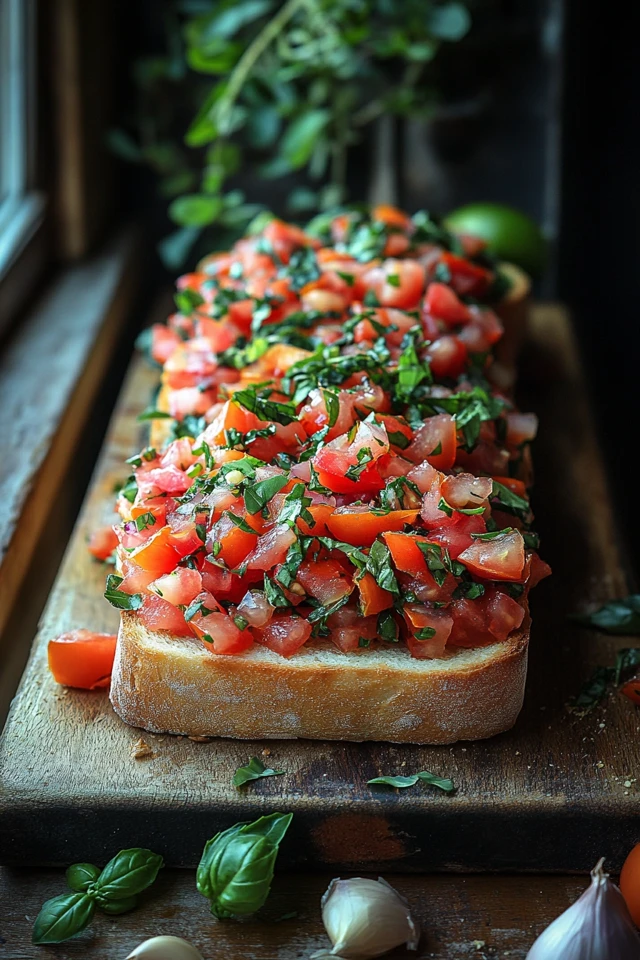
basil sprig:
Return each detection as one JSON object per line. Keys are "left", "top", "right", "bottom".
{"left": 197, "top": 812, "right": 293, "bottom": 919}
{"left": 32, "top": 848, "right": 164, "bottom": 944}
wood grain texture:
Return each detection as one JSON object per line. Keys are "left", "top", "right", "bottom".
{"left": 1, "top": 305, "right": 638, "bottom": 873}
{"left": 0, "top": 229, "right": 139, "bottom": 640}
{"left": 0, "top": 867, "right": 586, "bottom": 960}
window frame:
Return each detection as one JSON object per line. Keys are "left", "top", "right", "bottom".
{"left": 0, "top": 0, "right": 45, "bottom": 335}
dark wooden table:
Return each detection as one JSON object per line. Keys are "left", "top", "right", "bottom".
{"left": 0, "top": 868, "right": 586, "bottom": 959}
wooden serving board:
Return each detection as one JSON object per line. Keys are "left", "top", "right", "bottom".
{"left": 1, "top": 305, "right": 637, "bottom": 873}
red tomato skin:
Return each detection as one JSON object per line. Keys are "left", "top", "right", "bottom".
{"left": 256, "top": 615, "right": 312, "bottom": 657}
{"left": 88, "top": 526, "right": 119, "bottom": 561}
{"left": 48, "top": 630, "right": 117, "bottom": 690}
{"left": 620, "top": 679, "right": 640, "bottom": 706}
{"left": 425, "top": 335, "right": 468, "bottom": 380}
{"left": 424, "top": 282, "right": 472, "bottom": 325}
{"left": 620, "top": 843, "right": 640, "bottom": 926}
{"left": 138, "top": 595, "right": 193, "bottom": 636}
{"left": 325, "top": 507, "right": 419, "bottom": 547}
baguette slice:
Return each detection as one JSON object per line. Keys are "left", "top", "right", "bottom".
{"left": 110, "top": 610, "right": 529, "bottom": 744}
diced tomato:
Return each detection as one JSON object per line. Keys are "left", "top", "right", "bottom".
{"left": 210, "top": 513, "right": 259, "bottom": 569}
{"left": 168, "top": 386, "right": 216, "bottom": 419}
{"left": 237, "top": 590, "right": 275, "bottom": 628}
{"left": 441, "top": 473, "right": 492, "bottom": 510}
{"left": 383, "top": 531, "right": 429, "bottom": 578}
{"left": 148, "top": 567, "right": 203, "bottom": 607}
{"left": 424, "top": 283, "right": 472, "bottom": 326}
{"left": 485, "top": 590, "right": 525, "bottom": 641}
{"left": 492, "top": 476, "right": 527, "bottom": 498}
{"left": 129, "top": 526, "right": 184, "bottom": 575}
{"left": 262, "top": 219, "right": 318, "bottom": 263}
{"left": 296, "top": 559, "right": 353, "bottom": 605}
{"left": 313, "top": 420, "right": 389, "bottom": 493}
{"left": 327, "top": 604, "right": 378, "bottom": 653}
{"left": 138, "top": 594, "right": 193, "bottom": 636}
{"left": 448, "top": 598, "right": 491, "bottom": 648}
{"left": 506, "top": 412, "right": 538, "bottom": 447}
{"left": 256, "top": 614, "right": 312, "bottom": 657}
{"left": 427, "top": 513, "right": 487, "bottom": 559}
{"left": 88, "top": 525, "right": 118, "bottom": 561}
{"left": 425, "top": 335, "right": 468, "bottom": 380}
{"left": 405, "top": 414, "right": 457, "bottom": 470}
{"left": 620, "top": 678, "right": 640, "bottom": 706}
{"left": 458, "top": 529, "right": 526, "bottom": 581}
{"left": 297, "top": 503, "right": 334, "bottom": 536}
{"left": 191, "top": 609, "right": 254, "bottom": 655}
{"left": 325, "top": 506, "right": 418, "bottom": 547}
{"left": 439, "top": 252, "right": 493, "bottom": 298}
{"left": 372, "top": 204, "right": 412, "bottom": 230}
{"left": 48, "top": 630, "right": 117, "bottom": 690}
{"left": 244, "top": 524, "right": 297, "bottom": 571}
{"left": 150, "top": 324, "right": 182, "bottom": 365}
{"left": 403, "top": 606, "right": 453, "bottom": 659}
{"left": 363, "top": 259, "right": 425, "bottom": 309}
{"left": 357, "top": 572, "right": 393, "bottom": 616}
{"left": 141, "top": 465, "right": 193, "bottom": 496}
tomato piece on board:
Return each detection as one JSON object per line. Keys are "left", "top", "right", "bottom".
{"left": 357, "top": 572, "right": 394, "bottom": 617}
{"left": 458, "top": 529, "right": 526, "bottom": 581}
{"left": 620, "top": 678, "right": 640, "bottom": 706}
{"left": 620, "top": 843, "right": 640, "bottom": 926}
{"left": 325, "top": 506, "right": 419, "bottom": 547}
{"left": 150, "top": 324, "right": 182, "bottom": 365}
{"left": 88, "top": 525, "right": 119, "bottom": 561}
{"left": 256, "top": 614, "right": 312, "bottom": 657}
{"left": 48, "top": 630, "right": 117, "bottom": 690}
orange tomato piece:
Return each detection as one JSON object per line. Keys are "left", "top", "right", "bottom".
{"left": 620, "top": 843, "right": 640, "bottom": 926}
{"left": 372, "top": 204, "right": 412, "bottom": 230}
{"left": 492, "top": 476, "right": 527, "bottom": 498}
{"left": 88, "top": 526, "right": 118, "bottom": 561}
{"left": 326, "top": 507, "right": 419, "bottom": 547}
{"left": 48, "top": 630, "right": 117, "bottom": 690}
{"left": 383, "top": 531, "right": 430, "bottom": 578}
{"left": 357, "top": 572, "right": 394, "bottom": 617}
{"left": 129, "top": 526, "right": 182, "bottom": 575}
{"left": 297, "top": 503, "right": 334, "bottom": 536}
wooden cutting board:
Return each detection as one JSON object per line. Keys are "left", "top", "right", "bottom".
{"left": 1, "top": 305, "right": 637, "bottom": 873}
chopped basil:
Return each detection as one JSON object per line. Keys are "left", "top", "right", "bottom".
{"left": 345, "top": 446, "right": 374, "bottom": 481}
{"left": 452, "top": 581, "right": 485, "bottom": 600}
{"left": 134, "top": 512, "right": 156, "bottom": 532}
{"left": 471, "top": 527, "right": 515, "bottom": 540}
{"left": 414, "top": 626, "right": 436, "bottom": 640}
{"left": 137, "top": 408, "right": 172, "bottom": 421}
{"left": 244, "top": 474, "right": 289, "bottom": 515}
{"left": 323, "top": 389, "right": 340, "bottom": 427}
{"left": 223, "top": 512, "right": 257, "bottom": 534}
{"left": 366, "top": 540, "right": 400, "bottom": 595}
{"left": 263, "top": 575, "right": 292, "bottom": 609}
{"left": 233, "top": 757, "right": 284, "bottom": 788}
{"left": 571, "top": 596, "right": 640, "bottom": 636}
{"left": 119, "top": 475, "right": 138, "bottom": 504}
{"left": 368, "top": 771, "right": 455, "bottom": 792}
{"left": 437, "top": 497, "right": 453, "bottom": 518}
{"left": 377, "top": 609, "right": 399, "bottom": 642}
{"left": 387, "top": 429, "right": 410, "bottom": 450}
{"left": 232, "top": 387, "right": 298, "bottom": 425}
{"left": 307, "top": 593, "right": 351, "bottom": 625}
{"left": 491, "top": 481, "right": 531, "bottom": 522}
{"left": 363, "top": 289, "right": 380, "bottom": 307}
{"left": 386, "top": 273, "right": 400, "bottom": 287}
{"left": 183, "top": 598, "right": 215, "bottom": 622}
{"left": 280, "top": 246, "right": 320, "bottom": 291}
{"left": 174, "top": 288, "right": 204, "bottom": 314}
{"left": 104, "top": 575, "right": 143, "bottom": 611}
{"left": 336, "top": 270, "right": 355, "bottom": 286}
{"left": 126, "top": 447, "right": 156, "bottom": 467}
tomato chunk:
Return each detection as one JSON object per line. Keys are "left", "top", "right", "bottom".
{"left": 88, "top": 526, "right": 118, "bottom": 561}
{"left": 325, "top": 506, "right": 419, "bottom": 547}
{"left": 458, "top": 529, "right": 526, "bottom": 581}
{"left": 48, "top": 630, "right": 117, "bottom": 690}
{"left": 357, "top": 572, "right": 393, "bottom": 617}
{"left": 256, "top": 615, "right": 312, "bottom": 657}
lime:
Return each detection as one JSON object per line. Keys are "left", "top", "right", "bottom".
{"left": 444, "top": 203, "right": 547, "bottom": 277}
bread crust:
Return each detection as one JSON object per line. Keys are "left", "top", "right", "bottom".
{"left": 110, "top": 611, "right": 529, "bottom": 744}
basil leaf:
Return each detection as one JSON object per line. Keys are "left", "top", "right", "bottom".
{"left": 66, "top": 863, "right": 100, "bottom": 892}
{"left": 137, "top": 407, "right": 172, "bottom": 421}
{"left": 233, "top": 387, "right": 298, "bottom": 425}
{"left": 367, "top": 771, "right": 455, "bottom": 792}
{"left": 104, "top": 574, "right": 143, "bottom": 611}
{"left": 233, "top": 756, "right": 284, "bottom": 788}
{"left": 615, "top": 648, "right": 640, "bottom": 685}
{"left": 244, "top": 474, "right": 289, "bottom": 514}
{"left": 118, "top": 475, "right": 138, "bottom": 503}
{"left": 97, "top": 894, "right": 138, "bottom": 915}
{"left": 32, "top": 893, "right": 95, "bottom": 945}
{"left": 94, "top": 848, "right": 164, "bottom": 901}
{"left": 572, "top": 596, "right": 640, "bottom": 635}
{"left": 175, "top": 288, "right": 204, "bottom": 314}
{"left": 223, "top": 511, "right": 257, "bottom": 534}
{"left": 566, "top": 666, "right": 615, "bottom": 716}
{"left": 471, "top": 527, "right": 515, "bottom": 540}
{"left": 323, "top": 389, "right": 340, "bottom": 428}
{"left": 263, "top": 574, "right": 292, "bottom": 609}
{"left": 491, "top": 480, "right": 531, "bottom": 522}
{"left": 197, "top": 812, "right": 293, "bottom": 919}
{"left": 366, "top": 540, "right": 400, "bottom": 595}
{"left": 377, "top": 609, "right": 399, "bottom": 643}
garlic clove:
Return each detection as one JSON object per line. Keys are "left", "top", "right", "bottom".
{"left": 314, "top": 876, "right": 420, "bottom": 959}
{"left": 126, "top": 936, "right": 204, "bottom": 960}
{"left": 526, "top": 858, "right": 640, "bottom": 960}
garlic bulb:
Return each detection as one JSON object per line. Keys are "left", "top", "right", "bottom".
{"left": 311, "top": 877, "right": 420, "bottom": 959}
{"left": 126, "top": 936, "right": 204, "bottom": 960}
{"left": 527, "top": 858, "right": 640, "bottom": 960}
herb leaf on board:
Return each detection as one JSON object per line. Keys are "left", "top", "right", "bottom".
{"left": 367, "top": 771, "right": 455, "bottom": 792}
{"left": 233, "top": 757, "right": 285, "bottom": 788}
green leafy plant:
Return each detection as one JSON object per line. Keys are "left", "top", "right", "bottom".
{"left": 111, "top": 0, "right": 472, "bottom": 265}
{"left": 196, "top": 812, "right": 293, "bottom": 918}
{"left": 32, "top": 848, "right": 164, "bottom": 944}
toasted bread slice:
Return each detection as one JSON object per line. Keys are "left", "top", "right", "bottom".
{"left": 110, "top": 610, "right": 529, "bottom": 744}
